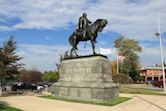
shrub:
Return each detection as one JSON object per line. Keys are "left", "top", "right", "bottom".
{"left": 112, "top": 73, "right": 133, "bottom": 84}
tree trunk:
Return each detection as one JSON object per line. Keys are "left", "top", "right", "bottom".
{"left": 0, "top": 84, "right": 2, "bottom": 96}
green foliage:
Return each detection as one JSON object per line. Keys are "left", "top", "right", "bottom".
{"left": 40, "top": 96, "right": 131, "bottom": 106}
{"left": 120, "top": 87, "right": 166, "bottom": 96}
{"left": 112, "top": 73, "right": 133, "bottom": 84}
{"left": 0, "top": 37, "right": 23, "bottom": 84}
{"left": 20, "top": 69, "right": 42, "bottom": 83}
{"left": 113, "top": 36, "right": 142, "bottom": 82}
{"left": 42, "top": 71, "right": 59, "bottom": 83}
{"left": 0, "top": 104, "right": 22, "bottom": 111}
{"left": 111, "top": 60, "right": 117, "bottom": 75}
{"left": 134, "top": 74, "right": 144, "bottom": 81}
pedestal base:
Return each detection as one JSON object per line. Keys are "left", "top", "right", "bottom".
{"left": 51, "top": 82, "right": 119, "bottom": 101}
{"left": 51, "top": 55, "right": 119, "bottom": 101}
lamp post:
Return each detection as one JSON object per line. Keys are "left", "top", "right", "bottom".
{"left": 155, "top": 14, "right": 166, "bottom": 91}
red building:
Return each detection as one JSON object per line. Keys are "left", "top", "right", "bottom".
{"left": 140, "top": 67, "right": 166, "bottom": 82}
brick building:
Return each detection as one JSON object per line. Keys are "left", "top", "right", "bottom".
{"left": 140, "top": 67, "right": 166, "bottom": 82}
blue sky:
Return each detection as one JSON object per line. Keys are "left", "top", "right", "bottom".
{"left": 0, "top": 0, "right": 166, "bottom": 71}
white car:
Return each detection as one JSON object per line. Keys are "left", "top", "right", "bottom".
{"left": 37, "top": 85, "right": 44, "bottom": 91}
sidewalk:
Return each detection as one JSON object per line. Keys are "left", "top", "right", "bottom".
{"left": 0, "top": 94, "right": 166, "bottom": 111}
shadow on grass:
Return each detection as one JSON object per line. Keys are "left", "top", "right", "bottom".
{"left": 39, "top": 96, "right": 131, "bottom": 107}
{"left": 0, "top": 101, "right": 8, "bottom": 110}
{"left": 0, "top": 101, "right": 22, "bottom": 111}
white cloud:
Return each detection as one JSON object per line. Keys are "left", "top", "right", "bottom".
{"left": 0, "top": 0, "right": 88, "bottom": 30}
{"left": 0, "top": 0, "right": 166, "bottom": 41}
{"left": 0, "top": 26, "right": 12, "bottom": 31}
{"left": 99, "top": 47, "right": 112, "bottom": 55}
{"left": 17, "top": 43, "right": 117, "bottom": 71}
{"left": 17, "top": 44, "right": 70, "bottom": 72}
{"left": 17, "top": 43, "right": 98, "bottom": 71}
{"left": 140, "top": 45, "right": 166, "bottom": 66}
{"left": 16, "top": 42, "right": 166, "bottom": 72}
{"left": 1, "top": 0, "right": 166, "bottom": 69}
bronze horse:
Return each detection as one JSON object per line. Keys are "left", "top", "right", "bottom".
{"left": 69, "top": 19, "right": 108, "bottom": 57}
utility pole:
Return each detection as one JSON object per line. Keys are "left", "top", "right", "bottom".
{"left": 155, "top": 14, "right": 166, "bottom": 91}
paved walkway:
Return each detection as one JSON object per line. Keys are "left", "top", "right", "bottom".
{"left": 0, "top": 94, "right": 166, "bottom": 111}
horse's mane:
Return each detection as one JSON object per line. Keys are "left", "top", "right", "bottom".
{"left": 94, "top": 19, "right": 103, "bottom": 24}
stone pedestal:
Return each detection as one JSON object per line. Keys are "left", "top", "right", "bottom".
{"left": 51, "top": 55, "right": 119, "bottom": 101}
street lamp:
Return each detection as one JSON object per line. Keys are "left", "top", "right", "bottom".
{"left": 155, "top": 14, "right": 166, "bottom": 91}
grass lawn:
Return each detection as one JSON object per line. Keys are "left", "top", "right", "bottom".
{"left": 120, "top": 87, "right": 166, "bottom": 96}
{"left": 0, "top": 104, "right": 22, "bottom": 111}
{"left": 40, "top": 96, "right": 131, "bottom": 106}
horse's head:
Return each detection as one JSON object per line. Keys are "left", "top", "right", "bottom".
{"left": 95, "top": 19, "right": 108, "bottom": 32}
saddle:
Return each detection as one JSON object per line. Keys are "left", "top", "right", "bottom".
{"left": 75, "top": 28, "right": 85, "bottom": 36}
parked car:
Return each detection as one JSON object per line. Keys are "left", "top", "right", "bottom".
{"left": 5, "top": 83, "right": 17, "bottom": 91}
{"left": 153, "top": 80, "right": 166, "bottom": 88}
{"left": 17, "top": 82, "right": 37, "bottom": 90}
{"left": 146, "top": 80, "right": 156, "bottom": 85}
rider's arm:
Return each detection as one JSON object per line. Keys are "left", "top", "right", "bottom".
{"left": 87, "top": 19, "right": 92, "bottom": 24}
{"left": 79, "top": 17, "right": 83, "bottom": 28}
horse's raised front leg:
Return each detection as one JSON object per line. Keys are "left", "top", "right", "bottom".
{"left": 91, "top": 38, "right": 96, "bottom": 55}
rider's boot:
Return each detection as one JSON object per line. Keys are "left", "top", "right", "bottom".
{"left": 83, "top": 30, "right": 86, "bottom": 39}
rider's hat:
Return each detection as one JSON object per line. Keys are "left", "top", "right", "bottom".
{"left": 83, "top": 12, "right": 87, "bottom": 17}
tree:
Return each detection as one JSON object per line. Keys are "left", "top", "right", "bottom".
{"left": 20, "top": 69, "right": 43, "bottom": 83}
{"left": 42, "top": 71, "right": 59, "bottom": 83}
{"left": 112, "top": 73, "right": 134, "bottom": 84}
{"left": 111, "top": 60, "right": 117, "bottom": 75}
{"left": 114, "top": 36, "right": 142, "bottom": 82}
{"left": 0, "top": 37, "right": 23, "bottom": 84}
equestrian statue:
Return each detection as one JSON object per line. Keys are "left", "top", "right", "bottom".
{"left": 69, "top": 13, "right": 108, "bottom": 57}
